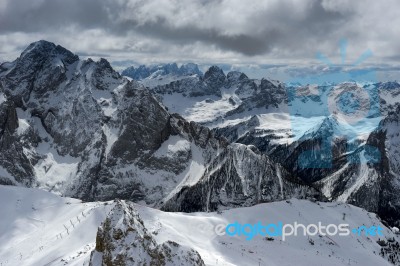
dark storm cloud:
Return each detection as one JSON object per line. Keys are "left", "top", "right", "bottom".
{"left": 102, "top": 0, "right": 350, "bottom": 56}
{"left": 0, "top": 0, "right": 399, "bottom": 76}
{"left": 0, "top": 0, "right": 352, "bottom": 56}
{"left": 129, "top": 19, "right": 279, "bottom": 56}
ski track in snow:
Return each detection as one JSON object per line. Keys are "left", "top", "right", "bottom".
{"left": 1, "top": 185, "right": 399, "bottom": 266}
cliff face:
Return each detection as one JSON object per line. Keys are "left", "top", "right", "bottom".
{"left": 162, "top": 143, "right": 321, "bottom": 212}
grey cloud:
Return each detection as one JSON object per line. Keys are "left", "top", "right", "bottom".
{"left": 130, "top": 20, "right": 279, "bottom": 56}
{"left": 110, "top": 0, "right": 351, "bottom": 56}
{"left": 0, "top": 0, "right": 353, "bottom": 56}
{"left": 0, "top": 0, "right": 399, "bottom": 75}
{"left": 0, "top": 0, "right": 109, "bottom": 33}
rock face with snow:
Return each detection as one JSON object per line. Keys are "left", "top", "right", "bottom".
{"left": 354, "top": 104, "right": 400, "bottom": 226}
{"left": 90, "top": 200, "right": 204, "bottom": 266}
{"left": 0, "top": 40, "right": 318, "bottom": 211}
{"left": 162, "top": 143, "right": 321, "bottom": 212}
{"left": 0, "top": 98, "right": 36, "bottom": 186}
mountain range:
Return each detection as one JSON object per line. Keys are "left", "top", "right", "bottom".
{"left": 148, "top": 63, "right": 400, "bottom": 227}
{"left": 121, "top": 63, "right": 203, "bottom": 88}
{"left": 1, "top": 40, "right": 400, "bottom": 265}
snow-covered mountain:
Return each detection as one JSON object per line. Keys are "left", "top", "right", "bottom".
{"left": 1, "top": 185, "right": 399, "bottom": 266}
{"left": 267, "top": 103, "right": 400, "bottom": 228}
{"left": 3, "top": 40, "right": 400, "bottom": 265}
{"left": 151, "top": 67, "right": 286, "bottom": 125}
{"left": 150, "top": 65, "right": 400, "bottom": 227}
{"left": 0, "top": 40, "right": 317, "bottom": 212}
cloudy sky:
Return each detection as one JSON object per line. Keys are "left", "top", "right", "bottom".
{"left": 1, "top": 0, "right": 400, "bottom": 81}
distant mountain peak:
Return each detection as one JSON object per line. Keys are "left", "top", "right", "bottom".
{"left": 227, "top": 71, "right": 248, "bottom": 82}
{"left": 203, "top": 66, "right": 226, "bottom": 89}
{"left": 379, "top": 81, "right": 400, "bottom": 90}
{"left": 204, "top": 65, "right": 225, "bottom": 78}
{"left": 121, "top": 62, "right": 202, "bottom": 81}
{"left": 297, "top": 115, "right": 340, "bottom": 143}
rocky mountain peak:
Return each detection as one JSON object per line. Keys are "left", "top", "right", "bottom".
{"left": 97, "top": 58, "right": 113, "bottom": 69}
{"left": 0, "top": 40, "right": 81, "bottom": 102}
{"left": 379, "top": 81, "right": 400, "bottom": 91}
{"left": 180, "top": 63, "right": 202, "bottom": 76}
{"left": 162, "top": 62, "right": 179, "bottom": 73}
{"left": 319, "top": 115, "right": 339, "bottom": 130}
{"left": 385, "top": 104, "right": 400, "bottom": 122}
{"left": 90, "top": 200, "right": 205, "bottom": 266}
{"left": 260, "top": 78, "right": 278, "bottom": 90}
{"left": 20, "top": 40, "right": 78, "bottom": 64}
{"left": 204, "top": 65, "right": 225, "bottom": 80}
{"left": 20, "top": 40, "right": 55, "bottom": 57}
{"left": 300, "top": 115, "right": 339, "bottom": 141}
{"left": 227, "top": 71, "right": 249, "bottom": 82}
{"left": 203, "top": 66, "right": 226, "bottom": 93}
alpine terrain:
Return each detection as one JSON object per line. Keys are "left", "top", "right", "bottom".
{"left": 0, "top": 41, "right": 399, "bottom": 266}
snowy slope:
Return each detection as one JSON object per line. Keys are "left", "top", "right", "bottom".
{"left": 139, "top": 199, "right": 400, "bottom": 266}
{"left": 0, "top": 185, "right": 113, "bottom": 266}
{"left": 1, "top": 186, "right": 398, "bottom": 266}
